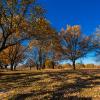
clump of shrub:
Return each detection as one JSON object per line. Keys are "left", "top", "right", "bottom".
{"left": 45, "top": 59, "right": 55, "bottom": 69}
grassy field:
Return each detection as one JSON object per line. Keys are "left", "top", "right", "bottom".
{"left": 0, "top": 68, "right": 100, "bottom": 100}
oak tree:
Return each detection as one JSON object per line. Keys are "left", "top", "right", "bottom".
{"left": 60, "top": 25, "right": 96, "bottom": 70}
{"left": 0, "top": 43, "right": 26, "bottom": 70}
{"left": 0, "top": 0, "right": 44, "bottom": 52}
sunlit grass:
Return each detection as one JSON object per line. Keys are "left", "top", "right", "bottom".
{"left": 0, "top": 68, "right": 100, "bottom": 99}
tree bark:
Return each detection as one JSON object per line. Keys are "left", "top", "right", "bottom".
{"left": 11, "top": 63, "right": 14, "bottom": 71}
{"left": 30, "top": 66, "right": 31, "bottom": 70}
{"left": 5, "top": 64, "right": 8, "bottom": 69}
{"left": 52, "top": 61, "right": 55, "bottom": 69}
{"left": 14, "top": 64, "right": 17, "bottom": 70}
{"left": 42, "top": 63, "right": 45, "bottom": 69}
{"left": 72, "top": 60, "right": 76, "bottom": 70}
{"left": 36, "top": 62, "right": 39, "bottom": 70}
{"left": 0, "top": 66, "right": 3, "bottom": 69}
{"left": 36, "top": 64, "right": 38, "bottom": 70}
{"left": 39, "top": 48, "right": 42, "bottom": 69}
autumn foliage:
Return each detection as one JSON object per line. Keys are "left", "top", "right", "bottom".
{"left": 59, "top": 25, "right": 97, "bottom": 70}
{"left": 0, "top": 1, "right": 99, "bottom": 71}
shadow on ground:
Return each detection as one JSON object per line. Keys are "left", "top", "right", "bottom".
{"left": 0, "top": 69, "right": 100, "bottom": 100}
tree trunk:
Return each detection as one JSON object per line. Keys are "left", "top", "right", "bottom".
{"left": 30, "top": 66, "right": 31, "bottom": 70}
{"left": 39, "top": 48, "right": 42, "bottom": 70}
{"left": 39, "top": 60, "right": 42, "bottom": 69}
{"left": 52, "top": 65, "right": 54, "bottom": 69}
{"left": 36, "top": 63, "right": 39, "bottom": 70}
{"left": 11, "top": 66, "right": 13, "bottom": 71}
{"left": 42, "top": 63, "right": 45, "bottom": 69}
{"left": 5, "top": 64, "right": 8, "bottom": 69}
{"left": 72, "top": 60, "right": 76, "bottom": 70}
{"left": 11, "top": 63, "right": 14, "bottom": 71}
{"left": 0, "top": 66, "right": 3, "bottom": 69}
{"left": 14, "top": 64, "right": 17, "bottom": 70}
{"left": 52, "top": 61, "right": 55, "bottom": 69}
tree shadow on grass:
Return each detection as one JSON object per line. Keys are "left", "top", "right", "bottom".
{"left": 0, "top": 69, "right": 100, "bottom": 100}
{"left": 8, "top": 92, "right": 35, "bottom": 100}
{"left": 51, "top": 74, "right": 100, "bottom": 100}
{"left": 9, "top": 93, "right": 92, "bottom": 100}
{"left": 0, "top": 69, "right": 74, "bottom": 84}
{"left": 9, "top": 90, "right": 53, "bottom": 100}
{"left": 51, "top": 95, "right": 92, "bottom": 100}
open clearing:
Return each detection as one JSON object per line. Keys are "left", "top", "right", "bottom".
{"left": 0, "top": 69, "right": 100, "bottom": 100}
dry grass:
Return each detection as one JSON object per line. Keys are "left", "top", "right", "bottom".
{"left": 0, "top": 68, "right": 100, "bottom": 100}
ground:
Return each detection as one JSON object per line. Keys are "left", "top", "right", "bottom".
{"left": 0, "top": 68, "right": 100, "bottom": 100}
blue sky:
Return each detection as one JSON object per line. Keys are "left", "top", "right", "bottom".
{"left": 39, "top": 0, "right": 100, "bottom": 64}
{"left": 40, "top": 0, "right": 100, "bottom": 34}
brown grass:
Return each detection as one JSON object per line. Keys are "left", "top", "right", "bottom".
{"left": 0, "top": 68, "right": 100, "bottom": 100}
